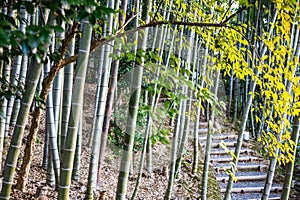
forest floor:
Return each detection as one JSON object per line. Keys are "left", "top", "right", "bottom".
{"left": 5, "top": 82, "right": 221, "bottom": 199}
{"left": 1, "top": 82, "right": 299, "bottom": 199}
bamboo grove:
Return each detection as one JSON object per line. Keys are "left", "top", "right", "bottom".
{"left": 0, "top": 0, "right": 299, "bottom": 199}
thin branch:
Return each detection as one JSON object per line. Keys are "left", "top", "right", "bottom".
{"left": 61, "top": 54, "right": 78, "bottom": 67}
{"left": 60, "top": 12, "right": 256, "bottom": 68}
{"left": 220, "top": 2, "right": 233, "bottom": 23}
{"left": 60, "top": 20, "right": 229, "bottom": 67}
{"left": 151, "top": 0, "right": 165, "bottom": 22}
{"left": 119, "top": 11, "right": 141, "bottom": 32}
{"left": 42, "top": 22, "right": 79, "bottom": 97}
{"left": 221, "top": 6, "right": 247, "bottom": 25}
{"left": 228, "top": 26, "right": 262, "bottom": 64}
{"left": 141, "top": 20, "right": 226, "bottom": 28}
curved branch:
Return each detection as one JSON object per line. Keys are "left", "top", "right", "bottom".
{"left": 221, "top": 6, "right": 247, "bottom": 24}
{"left": 59, "top": 6, "right": 250, "bottom": 68}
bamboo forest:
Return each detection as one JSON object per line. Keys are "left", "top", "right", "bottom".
{"left": 0, "top": 0, "right": 300, "bottom": 199}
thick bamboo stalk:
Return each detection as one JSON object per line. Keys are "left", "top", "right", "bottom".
{"left": 164, "top": 101, "right": 182, "bottom": 200}
{"left": 61, "top": 38, "right": 75, "bottom": 151}
{"left": 46, "top": 77, "right": 61, "bottom": 185}
{"left": 86, "top": 1, "right": 116, "bottom": 198}
{"left": 72, "top": 112, "right": 82, "bottom": 181}
{"left": 4, "top": 4, "right": 28, "bottom": 153}
{"left": 0, "top": 60, "right": 10, "bottom": 172}
{"left": 281, "top": 116, "right": 300, "bottom": 199}
{"left": 201, "top": 68, "right": 220, "bottom": 199}
{"left": 58, "top": 18, "right": 93, "bottom": 200}
{"left": 0, "top": 58, "right": 43, "bottom": 199}
{"left": 164, "top": 25, "right": 184, "bottom": 200}
{"left": 116, "top": 1, "right": 152, "bottom": 198}
{"left": 95, "top": 0, "right": 125, "bottom": 184}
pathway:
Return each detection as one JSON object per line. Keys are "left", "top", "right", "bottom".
{"left": 198, "top": 122, "right": 282, "bottom": 200}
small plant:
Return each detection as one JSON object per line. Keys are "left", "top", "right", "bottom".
{"left": 108, "top": 97, "right": 147, "bottom": 152}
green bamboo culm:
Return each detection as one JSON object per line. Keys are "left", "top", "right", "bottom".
{"left": 61, "top": 37, "right": 75, "bottom": 152}
{"left": 85, "top": 0, "right": 115, "bottom": 197}
{"left": 115, "top": 0, "right": 152, "bottom": 199}
{"left": 201, "top": 68, "right": 220, "bottom": 199}
{"left": 58, "top": 18, "right": 93, "bottom": 200}
{"left": 0, "top": 60, "right": 9, "bottom": 172}
{"left": 0, "top": 58, "right": 43, "bottom": 199}
{"left": 115, "top": 36, "right": 148, "bottom": 200}
{"left": 280, "top": 115, "right": 299, "bottom": 200}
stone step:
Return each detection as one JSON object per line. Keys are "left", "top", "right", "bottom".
{"left": 227, "top": 192, "right": 281, "bottom": 200}
{"left": 214, "top": 164, "right": 268, "bottom": 173}
{"left": 210, "top": 148, "right": 254, "bottom": 156}
{"left": 199, "top": 134, "right": 238, "bottom": 141}
{"left": 249, "top": 197, "right": 280, "bottom": 200}
{"left": 220, "top": 186, "right": 282, "bottom": 193}
{"left": 198, "top": 128, "right": 218, "bottom": 133}
{"left": 219, "top": 181, "right": 282, "bottom": 193}
{"left": 216, "top": 174, "right": 266, "bottom": 182}
{"left": 199, "top": 122, "right": 208, "bottom": 127}
{"left": 201, "top": 141, "right": 251, "bottom": 148}
{"left": 210, "top": 156, "right": 263, "bottom": 163}
{"left": 199, "top": 125, "right": 282, "bottom": 200}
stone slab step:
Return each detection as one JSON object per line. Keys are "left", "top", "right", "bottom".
{"left": 210, "top": 148, "right": 254, "bottom": 156}
{"left": 199, "top": 122, "right": 208, "bottom": 126}
{"left": 220, "top": 186, "right": 282, "bottom": 193}
{"left": 198, "top": 128, "right": 219, "bottom": 133}
{"left": 214, "top": 164, "right": 268, "bottom": 172}
{"left": 216, "top": 174, "right": 266, "bottom": 182}
{"left": 199, "top": 134, "right": 238, "bottom": 141}
{"left": 201, "top": 141, "right": 251, "bottom": 148}
{"left": 219, "top": 180, "right": 282, "bottom": 189}
{"left": 210, "top": 156, "right": 263, "bottom": 163}
{"left": 249, "top": 197, "right": 280, "bottom": 200}
{"left": 228, "top": 193, "right": 281, "bottom": 200}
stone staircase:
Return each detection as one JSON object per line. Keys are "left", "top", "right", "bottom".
{"left": 198, "top": 122, "right": 282, "bottom": 200}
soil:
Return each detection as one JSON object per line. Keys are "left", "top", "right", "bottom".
{"left": 3, "top": 82, "right": 220, "bottom": 200}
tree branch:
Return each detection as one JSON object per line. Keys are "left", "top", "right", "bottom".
{"left": 60, "top": 13, "right": 254, "bottom": 68}
{"left": 221, "top": 6, "right": 247, "bottom": 24}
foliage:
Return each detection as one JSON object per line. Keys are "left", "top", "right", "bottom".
{"left": 108, "top": 99, "right": 147, "bottom": 152}
{"left": 0, "top": 77, "right": 24, "bottom": 100}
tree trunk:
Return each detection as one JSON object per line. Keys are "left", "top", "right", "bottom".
{"left": 164, "top": 100, "right": 182, "bottom": 200}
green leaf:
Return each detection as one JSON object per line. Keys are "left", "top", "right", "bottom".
{"left": 0, "top": 109, "right": 5, "bottom": 119}
{"left": 35, "top": 54, "right": 42, "bottom": 63}
{"left": 21, "top": 41, "right": 29, "bottom": 55}
{"left": 78, "top": 10, "right": 90, "bottom": 21}
{"left": 51, "top": 25, "right": 64, "bottom": 33}
{"left": 99, "top": 5, "right": 115, "bottom": 15}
